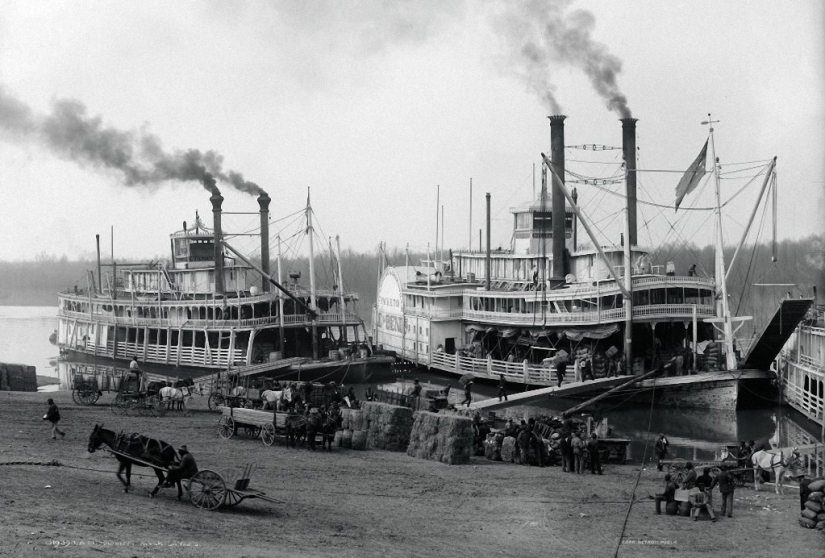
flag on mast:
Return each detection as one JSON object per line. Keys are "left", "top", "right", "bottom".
{"left": 674, "top": 139, "right": 709, "bottom": 211}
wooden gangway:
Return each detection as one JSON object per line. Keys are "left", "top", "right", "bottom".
{"left": 468, "top": 376, "right": 632, "bottom": 411}
{"left": 192, "top": 357, "right": 306, "bottom": 385}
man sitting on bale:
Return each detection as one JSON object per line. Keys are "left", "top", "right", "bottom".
{"left": 681, "top": 462, "right": 698, "bottom": 489}
{"left": 163, "top": 445, "right": 198, "bottom": 500}
{"left": 653, "top": 474, "right": 678, "bottom": 515}
{"left": 689, "top": 487, "right": 716, "bottom": 522}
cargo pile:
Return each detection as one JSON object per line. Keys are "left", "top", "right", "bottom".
{"left": 483, "top": 415, "right": 590, "bottom": 466}
{"left": 335, "top": 408, "right": 367, "bottom": 450}
{"left": 798, "top": 478, "right": 825, "bottom": 531}
{"left": 407, "top": 411, "right": 474, "bottom": 465}
{"left": 0, "top": 362, "right": 37, "bottom": 392}
{"left": 361, "top": 401, "right": 414, "bottom": 451}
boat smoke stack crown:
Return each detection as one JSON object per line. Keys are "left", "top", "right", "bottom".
{"left": 258, "top": 193, "right": 271, "bottom": 292}
{"left": 210, "top": 192, "right": 225, "bottom": 295}
{"left": 621, "top": 117, "right": 638, "bottom": 247}
{"left": 549, "top": 115, "right": 567, "bottom": 279}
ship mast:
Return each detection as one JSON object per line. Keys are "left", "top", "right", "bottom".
{"left": 307, "top": 189, "right": 319, "bottom": 360}
{"left": 336, "top": 234, "right": 347, "bottom": 345}
{"left": 705, "top": 115, "right": 737, "bottom": 371}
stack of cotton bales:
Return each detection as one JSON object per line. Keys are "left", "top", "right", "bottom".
{"left": 361, "top": 401, "right": 414, "bottom": 452}
{"left": 406, "top": 411, "right": 474, "bottom": 465}
{"left": 799, "top": 478, "right": 825, "bottom": 530}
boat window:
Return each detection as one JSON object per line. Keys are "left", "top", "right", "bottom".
{"left": 633, "top": 290, "right": 649, "bottom": 306}
{"left": 533, "top": 211, "right": 552, "bottom": 237}
{"left": 666, "top": 288, "right": 683, "bottom": 304}
{"left": 699, "top": 290, "right": 712, "bottom": 306}
{"left": 650, "top": 289, "right": 666, "bottom": 305}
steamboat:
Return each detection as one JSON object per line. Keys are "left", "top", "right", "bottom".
{"left": 57, "top": 191, "right": 387, "bottom": 383}
{"left": 374, "top": 115, "right": 812, "bottom": 409}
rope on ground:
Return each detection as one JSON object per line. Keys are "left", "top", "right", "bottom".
{"left": 612, "top": 377, "right": 658, "bottom": 558}
{"left": 0, "top": 460, "right": 62, "bottom": 467}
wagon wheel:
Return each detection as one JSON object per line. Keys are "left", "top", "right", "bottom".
{"left": 148, "top": 395, "right": 166, "bottom": 417}
{"left": 188, "top": 470, "right": 226, "bottom": 510}
{"left": 208, "top": 392, "right": 225, "bottom": 412}
{"left": 261, "top": 423, "right": 276, "bottom": 446}
{"left": 217, "top": 468, "right": 245, "bottom": 508}
{"left": 71, "top": 388, "right": 81, "bottom": 405}
{"left": 668, "top": 459, "right": 688, "bottom": 484}
{"left": 218, "top": 415, "right": 235, "bottom": 439}
{"left": 110, "top": 393, "right": 127, "bottom": 415}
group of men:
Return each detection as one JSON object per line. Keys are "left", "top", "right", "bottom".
{"left": 559, "top": 430, "right": 603, "bottom": 475}
{"left": 551, "top": 354, "right": 625, "bottom": 388}
{"left": 654, "top": 462, "right": 737, "bottom": 521}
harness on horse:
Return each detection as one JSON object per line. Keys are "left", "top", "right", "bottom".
{"left": 114, "top": 431, "right": 178, "bottom": 466}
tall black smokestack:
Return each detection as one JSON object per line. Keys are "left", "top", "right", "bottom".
{"left": 621, "top": 118, "right": 638, "bottom": 247}
{"left": 258, "top": 193, "right": 271, "bottom": 293}
{"left": 211, "top": 192, "right": 225, "bottom": 295}
{"left": 549, "top": 115, "right": 566, "bottom": 279}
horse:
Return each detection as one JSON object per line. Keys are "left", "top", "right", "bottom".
{"left": 305, "top": 409, "right": 322, "bottom": 451}
{"left": 285, "top": 412, "right": 307, "bottom": 448}
{"left": 261, "top": 389, "right": 284, "bottom": 411}
{"left": 159, "top": 386, "right": 192, "bottom": 413}
{"left": 752, "top": 447, "right": 800, "bottom": 494}
{"left": 87, "top": 423, "right": 181, "bottom": 498}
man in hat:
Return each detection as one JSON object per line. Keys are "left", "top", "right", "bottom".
{"left": 587, "top": 432, "right": 603, "bottom": 475}
{"left": 43, "top": 398, "right": 65, "bottom": 439}
{"left": 162, "top": 445, "right": 199, "bottom": 500}
{"left": 654, "top": 433, "right": 669, "bottom": 471}
{"left": 711, "top": 464, "right": 736, "bottom": 517}
{"left": 653, "top": 474, "right": 678, "bottom": 515}
{"left": 554, "top": 358, "right": 567, "bottom": 388}
{"left": 498, "top": 374, "right": 508, "bottom": 402}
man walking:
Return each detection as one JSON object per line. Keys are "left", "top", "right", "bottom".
{"left": 655, "top": 433, "right": 669, "bottom": 471}
{"left": 462, "top": 380, "right": 473, "bottom": 408}
{"left": 581, "top": 357, "right": 595, "bottom": 382}
{"left": 587, "top": 433, "right": 603, "bottom": 475}
{"left": 555, "top": 358, "right": 567, "bottom": 388}
{"left": 43, "top": 398, "right": 65, "bottom": 439}
{"left": 653, "top": 474, "right": 678, "bottom": 515}
{"left": 711, "top": 465, "right": 736, "bottom": 518}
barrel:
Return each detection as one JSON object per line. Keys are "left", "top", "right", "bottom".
{"left": 269, "top": 351, "right": 283, "bottom": 362}
{"left": 328, "top": 350, "right": 340, "bottom": 361}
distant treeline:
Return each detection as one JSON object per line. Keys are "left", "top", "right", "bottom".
{"left": 1, "top": 237, "right": 822, "bottom": 337}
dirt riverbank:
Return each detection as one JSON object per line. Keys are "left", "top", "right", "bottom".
{"left": 0, "top": 390, "right": 820, "bottom": 558}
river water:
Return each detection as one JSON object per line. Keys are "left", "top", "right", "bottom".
{"left": 2, "top": 305, "right": 822, "bottom": 466}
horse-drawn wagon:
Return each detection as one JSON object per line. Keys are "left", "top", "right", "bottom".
{"left": 110, "top": 373, "right": 166, "bottom": 416}
{"left": 217, "top": 406, "right": 337, "bottom": 449}
{"left": 68, "top": 364, "right": 132, "bottom": 406}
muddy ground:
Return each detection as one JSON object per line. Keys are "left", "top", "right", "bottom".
{"left": 1, "top": 390, "right": 821, "bottom": 558}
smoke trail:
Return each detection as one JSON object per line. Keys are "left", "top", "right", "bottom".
{"left": 0, "top": 86, "right": 265, "bottom": 196}
{"left": 495, "top": 0, "right": 632, "bottom": 117}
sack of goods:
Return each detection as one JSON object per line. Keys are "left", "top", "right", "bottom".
{"left": 500, "top": 436, "right": 517, "bottom": 463}
{"left": 797, "top": 480, "right": 825, "bottom": 530}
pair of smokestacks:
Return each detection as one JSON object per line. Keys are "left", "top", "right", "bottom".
{"left": 548, "top": 115, "right": 638, "bottom": 279}
{"left": 210, "top": 192, "right": 271, "bottom": 294}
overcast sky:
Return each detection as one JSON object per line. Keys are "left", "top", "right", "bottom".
{"left": 0, "top": 0, "right": 822, "bottom": 263}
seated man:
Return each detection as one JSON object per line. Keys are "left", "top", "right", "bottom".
{"left": 689, "top": 487, "right": 716, "bottom": 522}
{"left": 163, "top": 445, "right": 198, "bottom": 499}
{"left": 654, "top": 474, "right": 678, "bottom": 515}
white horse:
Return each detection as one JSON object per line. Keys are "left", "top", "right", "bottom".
{"left": 752, "top": 447, "right": 799, "bottom": 494}
{"left": 261, "top": 389, "right": 284, "bottom": 411}
{"left": 159, "top": 386, "right": 192, "bottom": 414}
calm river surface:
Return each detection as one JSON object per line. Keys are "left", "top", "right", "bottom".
{"left": 1, "top": 305, "right": 821, "bottom": 464}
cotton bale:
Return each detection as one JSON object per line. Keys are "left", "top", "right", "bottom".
{"left": 801, "top": 508, "right": 819, "bottom": 520}
{"left": 341, "top": 429, "right": 353, "bottom": 449}
{"left": 500, "top": 437, "right": 516, "bottom": 463}
{"left": 799, "top": 517, "right": 817, "bottom": 529}
{"left": 808, "top": 492, "right": 824, "bottom": 504}
{"left": 805, "top": 500, "right": 823, "bottom": 514}
{"left": 351, "top": 430, "right": 367, "bottom": 450}
{"left": 808, "top": 479, "right": 825, "bottom": 492}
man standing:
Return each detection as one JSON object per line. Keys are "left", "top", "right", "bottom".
{"left": 497, "top": 374, "right": 508, "bottom": 402}
{"left": 655, "top": 433, "right": 669, "bottom": 471}
{"left": 44, "top": 398, "right": 65, "bottom": 439}
{"left": 711, "top": 465, "right": 736, "bottom": 518}
{"left": 697, "top": 467, "right": 714, "bottom": 508}
{"left": 587, "top": 433, "right": 603, "bottom": 475}
{"left": 571, "top": 431, "right": 584, "bottom": 474}
{"left": 654, "top": 474, "right": 678, "bottom": 515}
{"left": 797, "top": 474, "right": 813, "bottom": 512}
{"left": 560, "top": 433, "right": 573, "bottom": 473}
{"left": 582, "top": 357, "right": 595, "bottom": 382}
{"left": 606, "top": 357, "right": 617, "bottom": 378}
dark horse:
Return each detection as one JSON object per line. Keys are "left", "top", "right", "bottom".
{"left": 305, "top": 409, "right": 340, "bottom": 451}
{"left": 87, "top": 424, "right": 181, "bottom": 498}
{"left": 285, "top": 413, "right": 307, "bottom": 448}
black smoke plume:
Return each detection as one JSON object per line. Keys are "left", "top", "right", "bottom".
{"left": 0, "top": 87, "right": 266, "bottom": 196}
{"left": 495, "top": 0, "right": 632, "bottom": 117}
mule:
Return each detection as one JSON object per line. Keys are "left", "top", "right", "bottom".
{"left": 752, "top": 447, "right": 800, "bottom": 494}
{"left": 159, "top": 386, "right": 192, "bottom": 413}
{"left": 285, "top": 413, "right": 307, "bottom": 448}
{"left": 261, "top": 389, "right": 284, "bottom": 411}
{"left": 87, "top": 424, "right": 181, "bottom": 498}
